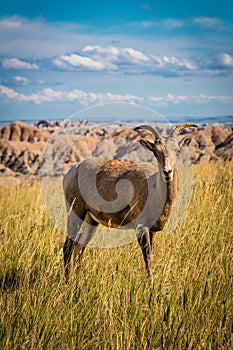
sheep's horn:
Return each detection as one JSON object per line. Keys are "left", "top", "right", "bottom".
{"left": 171, "top": 123, "right": 197, "bottom": 137}
{"left": 134, "top": 125, "right": 161, "bottom": 140}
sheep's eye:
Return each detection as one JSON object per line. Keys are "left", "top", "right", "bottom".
{"left": 176, "top": 149, "right": 181, "bottom": 156}
{"left": 155, "top": 139, "right": 162, "bottom": 145}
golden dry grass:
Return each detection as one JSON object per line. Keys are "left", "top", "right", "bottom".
{"left": 0, "top": 162, "right": 232, "bottom": 349}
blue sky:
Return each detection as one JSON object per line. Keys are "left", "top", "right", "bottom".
{"left": 0, "top": 0, "right": 233, "bottom": 121}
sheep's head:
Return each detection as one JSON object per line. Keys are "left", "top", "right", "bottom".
{"left": 134, "top": 123, "right": 197, "bottom": 183}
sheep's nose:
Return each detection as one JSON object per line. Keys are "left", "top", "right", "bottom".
{"left": 163, "top": 169, "right": 172, "bottom": 176}
{"left": 163, "top": 169, "right": 173, "bottom": 182}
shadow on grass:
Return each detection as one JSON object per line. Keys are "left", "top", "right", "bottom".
{"left": 0, "top": 267, "right": 26, "bottom": 292}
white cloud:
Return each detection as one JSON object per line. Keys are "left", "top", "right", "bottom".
{"left": 201, "top": 52, "right": 233, "bottom": 73}
{"left": 0, "top": 43, "right": 198, "bottom": 77}
{"left": 25, "top": 88, "right": 64, "bottom": 104}
{"left": 149, "top": 93, "right": 188, "bottom": 106}
{"left": 0, "top": 85, "right": 143, "bottom": 105}
{"left": 195, "top": 94, "right": 233, "bottom": 104}
{"left": 127, "top": 18, "right": 185, "bottom": 31}
{"left": 192, "top": 16, "right": 221, "bottom": 28}
{"left": 62, "top": 54, "right": 104, "bottom": 70}
{"left": 149, "top": 93, "right": 233, "bottom": 106}
{"left": 123, "top": 48, "right": 149, "bottom": 62}
{"left": 51, "top": 58, "right": 67, "bottom": 69}
{"left": 14, "top": 76, "right": 29, "bottom": 85}
{"left": 36, "top": 80, "right": 45, "bottom": 85}
{"left": 153, "top": 55, "right": 196, "bottom": 70}
{"left": 2, "top": 58, "right": 39, "bottom": 70}
{"left": 53, "top": 53, "right": 117, "bottom": 71}
{"left": 88, "top": 45, "right": 195, "bottom": 72}
{"left": 0, "top": 85, "right": 19, "bottom": 99}
{"left": 82, "top": 45, "right": 120, "bottom": 58}
{"left": 162, "top": 19, "right": 184, "bottom": 29}
{"left": 1, "top": 84, "right": 232, "bottom": 108}
{"left": 52, "top": 46, "right": 151, "bottom": 72}
{"left": 0, "top": 17, "right": 22, "bottom": 29}
{"left": 52, "top": 45, "right": 195, "bottom": 76}
{"left": 82, "top": 45, "right": 149, "bottom": 63}
{"left": 219, "top": 53, "right": 233, "bottom": 67}
{"left": 65, "top": 90, "right": 143, "bottom": 105}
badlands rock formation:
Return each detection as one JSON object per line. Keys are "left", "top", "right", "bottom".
{"left": 0, "top": 121, "right": 49, "bottom": 176}
{"left": 0, "top": 120, "right": 232, "bottom": 182}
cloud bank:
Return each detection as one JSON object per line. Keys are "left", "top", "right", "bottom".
{"left": 1, "top": 44, "right": 233, "bottom": 78}
{"left": 0, "top": 15, "right": 232, "bottom": 118}
{"left": 1, "top": 84, "right": 232, "bottom": 107}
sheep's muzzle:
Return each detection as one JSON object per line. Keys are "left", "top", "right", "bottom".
{"left": 162, "top": 169, "right": 173, "bottom": 183}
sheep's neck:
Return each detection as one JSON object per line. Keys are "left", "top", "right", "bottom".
{"left": 154, "top": 168, "right": 178, "bottom": 231}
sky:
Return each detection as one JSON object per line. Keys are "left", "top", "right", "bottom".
{"left": 0, "top": 0, "right": 233, "bottom": 122}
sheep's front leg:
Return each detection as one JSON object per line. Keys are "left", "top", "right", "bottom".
{"left": 137, "top": 226, "right": 153, "bottom": 277}
{"left": 63, "top": 237, "right": 75, "bottom": 282}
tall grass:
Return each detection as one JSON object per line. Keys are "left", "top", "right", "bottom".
{"left": 0, "top": 162, "right": 232, "bottom": 349}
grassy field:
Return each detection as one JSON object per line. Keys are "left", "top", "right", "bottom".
{"left": 0, "top": 162, "right": 232, "bottom": 349}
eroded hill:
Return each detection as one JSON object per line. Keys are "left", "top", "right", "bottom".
{"left": 0, "top": 120, "right": 232, "bottom": 183}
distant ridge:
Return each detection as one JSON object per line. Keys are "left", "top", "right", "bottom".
{"left": 0, "top": 115, "right": 232, "bottom": 128}
{"left": 167, "top": 115, "right": 233, "bottom": 125}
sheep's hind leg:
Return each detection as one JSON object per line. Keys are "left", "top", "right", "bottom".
{"left": 137, "top": 226, "right": 153, "bottom": 277}
{"left": 73, "top": 211, "right": 98, "bottom": 275}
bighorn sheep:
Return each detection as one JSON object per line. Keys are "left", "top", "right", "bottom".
{"left": 63, "top": 123, "right": 197, "bottom": 280}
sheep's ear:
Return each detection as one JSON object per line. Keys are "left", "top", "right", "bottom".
{"left": 179, "top": 136, "right": 191, "bottom": 148}
{"left": 139, "top": 139, "right": 154, "bottom": 151}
